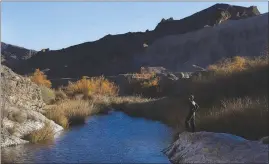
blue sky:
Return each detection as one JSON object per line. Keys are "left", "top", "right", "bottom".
{"left": 1, "top": 2, "right": 268, "bottom": 50}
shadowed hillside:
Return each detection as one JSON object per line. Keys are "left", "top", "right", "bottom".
{"left": 10, "top": 3, "right": 261, "bottom": 78}
{"left": 1, "top": 42, "right": 37, "bottom": 69}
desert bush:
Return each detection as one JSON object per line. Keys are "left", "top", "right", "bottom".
{"left": 30, "top": 69, "right": 52, "bottom": 88}
{"left": 127, "top": 72, "right": 161, "bottom": 96}
{"left": 40, "top": 85, "right": 55, "bottom": 104}
{"left": 141, "top": 76, "right": 159, "bottom": 88}
{"left": 66, "top": 76, "right": 119, "bottom": 98}
{"left": 207, "top": 55, "right": 268, "bottom": 75}
{"left": 24, "top": 122, "right": 54, "bottom": 143}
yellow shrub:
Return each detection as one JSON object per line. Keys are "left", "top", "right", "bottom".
{"left": 66, "top": 76, "right": 119, "bottom": 98}
{"left": 30, "top": 69, "right": 52, "bottom": 88}
{"left": 207, "top": 55, "right": 268, "bottom": 75}
{"left": 141, "top": 77, "right": 160, "bottom": 88}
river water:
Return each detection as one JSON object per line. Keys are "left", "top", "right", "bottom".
{"left": 1, "top": 111, "right": 173, "bottom": 163}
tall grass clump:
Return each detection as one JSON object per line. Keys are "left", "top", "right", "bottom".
{"left": 197, "top": 97, "right": 268, "bottom": 140}
{"left": 45, "top": 100, "right": 92, "bottom": 128}
{"left": 24, "top": 122, "right": 54, "bottom": 143}
{"left": 30, "top": 69, "right": 52, "bottom": 88}
{"left": 66, "top": 76, "right": 119, "bottom": 98}
{"left": 40, "top": 85, "right": 56, "bottom": 104}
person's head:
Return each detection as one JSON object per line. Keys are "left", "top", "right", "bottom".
{"left": 189, "top": 95, "right": 194, "bottom": 101}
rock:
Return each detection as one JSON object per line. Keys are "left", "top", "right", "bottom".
{"left": 163, "top": 131, "right": 268, "bottom": 163}
{"left": 1, "top": 66, "right": 63, "bottom": 147}
{"left": 1, "top": 65, "right": 45, "bottom": 112}
{"left": 259, "top": 136, "right": 269, "bottom": 144}
{"left": 140, "top": 66, "right": 169, "bottom": 75}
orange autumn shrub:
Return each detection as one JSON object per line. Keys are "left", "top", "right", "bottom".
{"left": 66, "top": 76, "right": 119, "bottom": 98}
{"left": 30, "top": 69, "right": 52, "bottom": 88}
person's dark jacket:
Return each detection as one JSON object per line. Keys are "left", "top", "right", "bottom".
{"left": 189, "top": 100, "right": 199, "bottom": 112}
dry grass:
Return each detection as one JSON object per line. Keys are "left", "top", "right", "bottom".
{"left": 54, "top": 89, "right": 68, "bottom": 101}
{"left": 83, "top": 95, "right": 152, "bottom": 115}
{"left": 66, "top": 76, "right": 119, "bottom": 98}
{"left": 113, "top": 55, "right": 269, "bottom": 140}
{"left": 183, "top": 55, "right": 269, "bottom": 107}
{"left": 44, "top": 100, "right": 92, "bottom": 128}
{"left": 197, "top": 97, "right": 268, "bottom": 140}
{"left": 107, "top": 96, "right": 185, "bottom": 127}
{"left": 30, "top": 69, "right": 52, "bottom": 88}
{"left": 45, "top": 109, "right": 69, "bottom": 129}
{"left": 24, "top": 122, "right": 54, "bottom": 143}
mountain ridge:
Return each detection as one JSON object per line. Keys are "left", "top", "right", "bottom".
{"left": 1, "top": 3, "right": 262, "bottom": 79}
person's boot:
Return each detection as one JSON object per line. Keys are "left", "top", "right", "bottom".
{"left": 190, "top": 120, "right": 195, "bottom": 132}
{"left": 185, "top": 121, "right": 190, "bottom": 131}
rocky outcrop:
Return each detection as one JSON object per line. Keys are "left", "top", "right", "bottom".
{"left": 163, "top": 131, "right": 268, "bottom": 163}
{"left": 154, "top": 4, "right": 260, "bottom": 35}
{"left": 11, "top": 4, "right": 260, "bottom": 79}
{"left": 1, "top": 66, "right": 63, "bottom": 147}
{"left": 1, "top": 66, "right": 45, "bottom": 112}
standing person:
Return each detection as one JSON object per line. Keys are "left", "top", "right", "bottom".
{"left": 185, "top": 95, "right": 199, "bottom": 132}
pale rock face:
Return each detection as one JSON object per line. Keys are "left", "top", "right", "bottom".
{"left": 1, "top": 66, "right": 63, "bottom": 147}
{"left": 163, "top": 131, "right": 268, "bottom": 163}
{"left": 141, "top": 13, "right": 268, "bottom": 72}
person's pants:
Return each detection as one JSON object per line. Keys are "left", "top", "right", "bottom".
{"left": 185, "top": 111, "right": 196, "bottom": 132}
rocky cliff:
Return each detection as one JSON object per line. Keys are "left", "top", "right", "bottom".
{"left": 10, "top": 4, "right": 261, "bottom": 78}
{"left": 164, "top": 131, "right": 268, "bottom": 163}
{"left": 139, "top": 13, "right": 268, "bottom": 72}
{"left": 0, "top": 66, "right": 63, "bottom": 147}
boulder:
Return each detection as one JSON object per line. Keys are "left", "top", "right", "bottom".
{"left": 163, "top": 131, "right": 268, "bottom": 163}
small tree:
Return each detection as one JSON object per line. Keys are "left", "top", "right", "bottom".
{"left": 30, "top": 69, "right": 52, "bottom": 88}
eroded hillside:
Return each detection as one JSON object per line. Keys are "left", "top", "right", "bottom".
{"left": 139, "top": 13, "right": 268, "bottom": 72}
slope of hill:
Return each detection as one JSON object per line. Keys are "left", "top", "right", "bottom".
{"left": 1, "top": 42, "right": 37, "bottom": 69}
{"left": 13, "top": 3, "right": 261, "bottom": 78}
{"left": 139, "top": 13, "right": 268, "bottom": 72}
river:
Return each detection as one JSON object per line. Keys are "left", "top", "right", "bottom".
{"left": 1, "top": 111, "right": 173, "bottom": 163}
